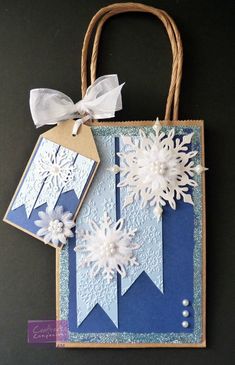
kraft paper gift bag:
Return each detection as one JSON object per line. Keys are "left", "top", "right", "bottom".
{"left": 56, "top": 3, "right": 207, "bottom": 348}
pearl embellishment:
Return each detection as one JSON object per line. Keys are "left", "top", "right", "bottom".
{"left": 194, "top": 164, "right": 208, "bottom": 175}
{"left": 100, "top": 241, "right": 117, "bottom": 259}
{"left": 182, "top": 310, "right": 189, "bottom": 317}
{"left": 48, "top": 219, "right": 64, "bottom": 234}
{"left": 150, "top": 161, "right": 167, "bottom": 176}
{"left": 182, "top": 299, "right": 190, "bottom": 306}
{"left": 50, "top": 164, "right": 61, "bottom": 176}
{"left": 182, "top": 321, "right": 189, "bottom": 328}
{"left": 107, "top": 164, "right": 120, "bottom": 174}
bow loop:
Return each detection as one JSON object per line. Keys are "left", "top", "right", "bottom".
{"left": 29, "top": 75, "right": 124, "bottom": 133}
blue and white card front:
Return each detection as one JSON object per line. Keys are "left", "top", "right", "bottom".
{"left": 4, "top": 121, "right": 100, "bottom": 248}
{"left": 56, "top": 121, "right": 207, "bottom": 348}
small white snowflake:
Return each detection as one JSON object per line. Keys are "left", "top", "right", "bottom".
{"left": 75, "top": 212, "right": 140, "bottom": 283}
{"left": 35, "top": 206, "right": 75, "bottom": 246}
{"left": 110, "top": 120, "right": 207, "bottom": 220}
{"left": 37, "top": 150, "right": 74, "bottom": 191}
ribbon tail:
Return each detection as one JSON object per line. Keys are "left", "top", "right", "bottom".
{"left": 72, "top": 115, "right": 90, "bottom": 136}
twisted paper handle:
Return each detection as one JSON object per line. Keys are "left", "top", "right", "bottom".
{"left": 81, "top": 2, "right": 183, "bottom": 121}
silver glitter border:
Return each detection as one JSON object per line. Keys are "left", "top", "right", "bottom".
{"left": 59, "top": 125, "right": 203, "bottom": 344}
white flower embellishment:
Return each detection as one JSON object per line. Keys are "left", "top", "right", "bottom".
{"left": 109, "top": 121, "right": 207, "bottom": 220}
{"left": 75, "top": 212, "right": 140, "bottom": 283}
{"left": 37, "top": 151, "right": 74, "bottom": 191}
{"left": 35, "top": 206, "right": 75, "bottom": 246}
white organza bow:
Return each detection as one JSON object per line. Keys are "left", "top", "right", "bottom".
{"left": 29, "top": 75, "right": 124, "bottom": 135}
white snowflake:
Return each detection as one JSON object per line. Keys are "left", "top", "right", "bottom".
{"left": 35, "top": 205, "right": 75, "bottom": 246}
{"left": 110, "top": 121, "right": 207, "bottom": 220}
{"left": 75, "top": 212, "right": 140, "bottom": 283}
{"left": 37, "top": 150, "right": 74, "bottom": 191}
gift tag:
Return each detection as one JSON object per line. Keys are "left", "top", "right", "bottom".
{"left": 4, "top": 120, "right": 100, "bottom": 248}
{"left": 4, "top": 74, "right": 124, "bottom": 248}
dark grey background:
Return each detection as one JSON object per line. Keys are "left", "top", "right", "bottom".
{"left": 0, "top": 0, "right": 234, "bottom": 364}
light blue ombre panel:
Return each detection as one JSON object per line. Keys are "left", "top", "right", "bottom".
{"left": 11, "top": 138, "right": 59, "bottom": 217}
{"left": 34, "top": 145, "right": 77, "bottom": 209}
{"left": 75, "top": 135, "right": 118, "bottom": 327}
{"left": 63, "top": 154, "right": 96, "bottom": 199}
{"left": 119, "top": 137, "right": 164, "bottom": 296}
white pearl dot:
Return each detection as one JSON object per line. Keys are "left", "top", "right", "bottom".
{"left": 182, "top": 310, "right": 189, "bottom": 317}
{"left": 182, "top": 299, "right": 189, "bottom": 306}
{"left": 182, "top": 321, "right": 189, "bottom": 328}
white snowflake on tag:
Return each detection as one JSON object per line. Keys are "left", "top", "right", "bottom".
{"left": 35, "top": 206, "right": 75, "bottom": 246}
{"left": 75, "top": 212, "right": 140, "bottom": 283}
{"left": 37, "top": 150, "right": 74, "bottom": 191}
{"left": 110, "top": 121, "right": 207, "bottom": 221}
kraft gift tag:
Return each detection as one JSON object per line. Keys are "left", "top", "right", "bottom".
{"left": 4, "top": 120, "right": 100, "bottom": 248}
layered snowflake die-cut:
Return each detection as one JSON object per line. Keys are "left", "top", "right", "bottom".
{"left": 109, "top": 121, "right": 207, "bottom": 220}
{"left": 75, "top": 212, "right": 139, "bottom": 283}
{"left": 34, "top": 145, "right": 77, "bottom": 210}
{"left": 37, "top": 150, "right": 75, "bottom": 191}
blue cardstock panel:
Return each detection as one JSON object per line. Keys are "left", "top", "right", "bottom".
{"left": 68, "top": 199, "right": 194, "bottom": 334}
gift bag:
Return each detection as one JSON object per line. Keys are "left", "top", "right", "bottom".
{"left": 54, "top": 3, "right": 207, "bottom": 347}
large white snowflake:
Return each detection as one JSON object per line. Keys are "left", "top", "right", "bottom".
{"left": 75, "top": 212, "right": 140, "bottom": 283}
{"left": 37, "top": 150, "right": 74, "bottom": 191}
{"left": 109, "top": 121, "right": 207, "bottom": 220}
